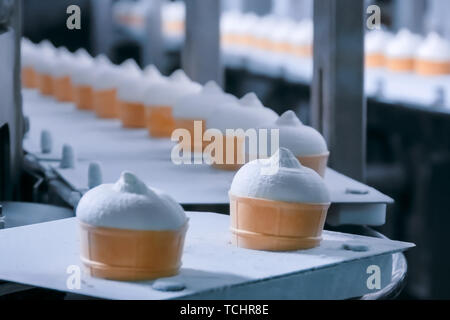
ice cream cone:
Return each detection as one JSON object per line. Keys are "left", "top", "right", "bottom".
{"left": 366, "top": 53, "right": 386, "bottom": 68}
{"left": 74, "top": 85, "right": 94, "bottom": 110}
{"left": 414, "top": 59, "right": 450, "bottom": 76}
{"left": 229, "top": 194, "right": 329, "bottom": 251}
{"left": 79, "top": 221, "right": 188, "bottom": 281}
{"left": 118, "top": 101, "right": 146, "bottom": 128}
{"left": 93, "top": 89, "right": 119, "bottom": 118}
{"left": 386, "top": 58, "right": 415, "bottom": 72}
{"left": 210, "top": 134, "right": 245, "bottom": 171}
{"left": 174, "top": 118, "right": 206, "bottom": 152}
{"left": 297, "top": 152, "right": 329, "bottom": 178}
{"left": 145, "top": 105, "right": 175, "bottom": 137}
{"left": 53, "top": 76, "right": 74, "bottom": 102}
{"left": 38, "top": 74, "right": 54, "bottom": 96}
{"left": 22, "top": 67, "right": 38, "bottom": 88}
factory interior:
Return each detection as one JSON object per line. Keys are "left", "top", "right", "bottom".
{"left": 1, "top": 0, "right": 450, "bottom": 302}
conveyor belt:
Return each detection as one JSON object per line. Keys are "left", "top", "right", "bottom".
{"left": 0, "top": 211, "right": 413, "bottom": 300}
{"left": 22, "top": 89, "right": 393, "bottom": 225}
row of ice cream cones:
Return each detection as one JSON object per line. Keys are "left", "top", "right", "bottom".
{"left": 22, "top": 38, "right": 330, "bottom": 177}
{"left": 366, "top": 28, "right": 450, "bottom": 76}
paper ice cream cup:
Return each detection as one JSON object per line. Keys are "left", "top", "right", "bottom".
{"left": 145, "top": 105, "right": 175, "bottom": 137}
{"left": 210, "top": 134, "right": 245, "bottom": 171}
{"left": 174, "top": 118, "right": 207, "bottom": 153}
{"left": 229, "top": 194, "right": 330, "bottom": 251}
{"left": 93, "top": 89, "right": 119, "bottom": 118}
{"left": 53, "top": 76, "right": 74, "bottom": 102}
{"left": 79, "top": 221, "right": 188, "bottom": 281}
{"left": 414, "top": 59, "right": 450, "bottom": 76}
{"left": 22, "top": 67, "right": 38, "bottom": 88}
{"left": 74, "top": 85, "right": 94, "bottom": 110}
{"left": 296, "top": 152, "right": 329, "bottom": 178}
{"left": 366, "top": 53, "right": 386, "bottom": 68}
{"left": 38, "top": 73, "right": 54, "bottom": 96}
{"left": 118, "top": 100, "right": 146, "bottom": 128}
{"left": 386, "top": 57, "right": 415, "bottom": 72}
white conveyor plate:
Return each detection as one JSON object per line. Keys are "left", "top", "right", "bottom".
{"left": 0, "top": 212, "right": 414, "bottom": 300}
{"left": 22, "top": 89, "right": 392, "bottom": 224}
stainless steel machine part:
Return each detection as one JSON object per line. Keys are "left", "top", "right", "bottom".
{"left": 0, "top": 0, "right": 22, "bottom": 200}
{"left": 312, "top": 0, "right": 366, "bottom": 182}
{"left": 182, "top": 0, "right": 222, "bottom": 86}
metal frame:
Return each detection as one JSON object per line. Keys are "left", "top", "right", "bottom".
{"left": 0, "top": 0, "right": 23, "bottom": 200}
{"left": 182, "top": 0, "right": 222, "bottom": 85}
{"left": 394, "top": 0, "right": 426, "bottom": 34}
{"left": 312, "top": 0, "right": 366, "bottom": 182}
{"left": 142, "top": 0, "right": 163, "bottom": 68}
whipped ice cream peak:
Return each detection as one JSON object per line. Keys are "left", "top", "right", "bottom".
{"left": 202, "top": 80, "right": 223, "bottom": 94}
{"left": 240, "top": 92, "right": 264, "bottom": 108}
{"left": 417, "top": 32, "right": 450, "bottom": 61}
{"left": 230, "top": 147, "right": 330, "bottom": 204}
{"left": 274, "top": 148, "right": 302, "bottom": 169}
{"left": 120, "top": 58, "right": 140, "bottom": 72}
{"left": 76, "top": 172, "right": 187, "bottom": 230}
{"left": 94, "top": 54, "right": 111, "bottom": 66}
{"left": 276, "top": 110, "right": 303, "bottom": 126}
{"left": 170, "top": 69, "right": 190, "bottom": 83}
{"left": 113, "top": 172, "right": 150, "bottom": 195}
{"left": 144, "top": 64, "right": 162, "bottom": 77}
{"left": 74, "top": 48, "right": 90, "bottom": 58}
{"left": 38, "top": 39, "right": 56, "bottom": 51}
{"left": 386, "top": 28, "right": 422, "bottom": 58}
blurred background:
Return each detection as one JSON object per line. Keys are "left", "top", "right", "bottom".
{"left": 13, "top": 0, "right": 450, "bottom": 299}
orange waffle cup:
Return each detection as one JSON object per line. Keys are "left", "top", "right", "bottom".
{"left": 366, "top": 53, "right": 386, "bottom": 68}
{"left": 174, "top": 118, "right": 206, "bottom": 153}
{"left": 38, "top": 73, "right": 54, "bottom": 96}
{"left": 254, "top": 38, "right": 273, "bottom": 51}
{"left": 222, "top": 34, "right": 239, "bottom": 46}
{"left": 165, "top": 21, "right": 184, "bottom": 34}
{"left": 22, "top": 67, "right": 38, "bottom": 88}
{"left": 297, "top": 152, "right": 329, "bottom": 178}
{"left": 239, "top": 35, "right": 254, "bottom": 46}
{"left": 210, "top": 134, "right": 245, "bottom": 171}
{"left": 386, "top": 57, "right": 415, "bottom": 72}
{"left": 74, "top": 85, "right": 94, "bottom": 110}
{"left": 272, "top": 42, "right": 293, "bottom": 54}
{"left": 414, "top": 59, "right": 450, "bottom": 76}
{"left": 53, "top": 76, "right": 74, "bottom": 102}
{"left": 292, "top": 45, "right": 313, "bottom": 58}
{"left": 229, "top": 194, "right": 330, "bottom": 251}
{"left": 145, "top": 105, "right": 175, "bottom": 137}
{"left": 118, "top": 100, "right": 146, "bottom": 128}
{"left": 79, "top": 221, "right": 188, "bottom": 281}
{"left": 93, "top": 89, "right": 119, "bottom": 118}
